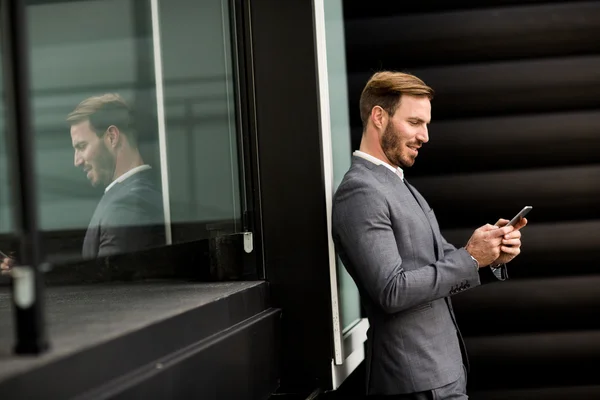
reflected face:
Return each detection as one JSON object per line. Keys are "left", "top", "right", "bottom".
{"left": 381, "top": 95, "right": 431, "bottom": 169}
{"left": 71, "top": 120, "right": 115, "bottom": 188}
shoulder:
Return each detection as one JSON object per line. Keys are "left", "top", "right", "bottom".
{"left": 335, "top": 164, "right": 385, "bottom": 202}
{"left": 333, "top": 165, "right": 390, "bottom": 223}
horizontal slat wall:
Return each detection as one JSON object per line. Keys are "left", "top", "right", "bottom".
{"left": 345, "top": 2, "right": 600, "bottom": 70}
{"left": 343, "top": 0, "right": 576, "bottom": 20}
{"left": 348, "top": 55, "right": 600, "bottom": 123}
{"left": 444, "top": 220, "right": 600, "bottom": 278}
{"left": 412, "top": 166, "right": 600, "bottom": 227}
{"left": 342, "top": 1, "right": 600, "bottom": 397}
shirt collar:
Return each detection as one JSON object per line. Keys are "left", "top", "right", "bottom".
{"left": 353, "top": 150, "right": 404, "bottom": 181}
{"left": 105, "top": 164, "right": 152, "bottom": 193}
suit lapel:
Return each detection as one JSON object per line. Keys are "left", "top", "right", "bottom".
{"left": 404, "top": 180, "right": 443, "bottom": 260}
{"left": 397, "top": 179, "right": 431, "bottom": 230}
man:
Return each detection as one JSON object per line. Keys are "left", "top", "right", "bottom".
{"left": 68, "top": 93, "right": 165, "bottom": 259}
{"left": 2, "top": 94, "right": 166, "bottom": 270}
{"left": 331, "top": 71, "right": 527, "bottom": 399}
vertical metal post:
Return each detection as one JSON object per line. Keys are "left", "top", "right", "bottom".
{"left": 150, "top": 0, "right": 173, "bottom": 246}
{"left": 312, "top": 0, "right": 344, "bottom": 365}
{"left": 0, "top": 0, "right": 49, "bottom": 354}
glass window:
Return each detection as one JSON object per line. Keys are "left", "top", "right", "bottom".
{"left": 0, "top": 56, "right": 9, "bottom": 239}
{"left": 160, "top": 0, "right": 241, "bottom": 242}
{"left": 325, "top": 0, "right": 362, "bottom": 333}
{"left": 0, "top": 52, "right": 14, "bottom": 267}
{"left": 22, "top": 0, "right": 242, "bottom": 268}
{"left": 1, "top": 45, "right": 14, "bottom": 350}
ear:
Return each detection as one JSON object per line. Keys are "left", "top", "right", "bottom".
{"left": 105, "top": 125, "right": 121, "bottom": 148}
{"left": 370, "top": 106, "right": 387, "bottom": 131}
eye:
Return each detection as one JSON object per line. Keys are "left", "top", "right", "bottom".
{"left": 409, "top": 121, "right": 419, "bottom": 126}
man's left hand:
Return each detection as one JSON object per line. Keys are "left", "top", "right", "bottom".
{"left": 1, "top": 256, "right": 15, "bottom": 276}
{"left": 492, "top": 217, "right": 527, "bottom": 265}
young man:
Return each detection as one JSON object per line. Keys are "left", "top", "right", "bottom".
{"left": 332, "top": 71, "right": 527, "bottom": 399}
{"left": 68, "top": 93, "right": 165, "bottom": 259}
{"left": 2, "top": 94, "right": 165, "bottom": 272}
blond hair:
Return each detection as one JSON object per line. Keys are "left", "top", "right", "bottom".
{"left": 67, "top": 93, "right": 137, "bottom": 146}
{"left": 359, "top": 71, "right": 434, "bottom": 130}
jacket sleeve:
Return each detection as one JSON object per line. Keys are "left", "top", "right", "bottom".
{"left": 442, "top": 234, "right": 509, "bottom": 283}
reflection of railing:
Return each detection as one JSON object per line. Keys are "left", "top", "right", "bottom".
{"left": 0, "top": 75, "right": 232, "bottom": 99}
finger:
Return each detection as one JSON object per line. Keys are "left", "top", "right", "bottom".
{"left": 501, "top": 245, "right": 521, "bottom": 255}
{"left": 481, "top": 223, "right": 498, "bottom": 231}
{"left": 494, "top": 219, "right": 510, "bottom": 227}
{"left": 502, "top": 238, "right": 521, "bottom": 246}
{"left": 504, "top": 230, "right": 522, "bottom": 240}
{"left": 488, "top": 225, "right": 514, "bottom": 238}
{"left": 513, "top": 217, "right": 528, "bottom": 231}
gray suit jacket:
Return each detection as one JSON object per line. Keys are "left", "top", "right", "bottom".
{"left": 332, "top": 156, "right": 482, "bottom": 395}
{"left": 82, "top": 169, "right": 165, "bottom": 259}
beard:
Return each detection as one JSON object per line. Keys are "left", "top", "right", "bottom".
{"left": 92, "top": 142, "right": 116, "bottom": 188}
{"left": 381, "top": 123, "right": 418, "bottom": 169}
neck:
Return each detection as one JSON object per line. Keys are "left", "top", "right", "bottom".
{"left": 359, "top": 130, "right": 396, "bottom": 168}
{"left": 112, "top": 150, "right": 144, "bottom": 182}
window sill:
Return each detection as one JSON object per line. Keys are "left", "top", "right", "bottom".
{"left": 0, "top": 280, "right": 279, "bottom": 398}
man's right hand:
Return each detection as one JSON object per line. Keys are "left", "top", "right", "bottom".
{"left": 465, "top": 224, "right": 515, "bottom": 268}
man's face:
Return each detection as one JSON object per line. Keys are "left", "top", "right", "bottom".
{"left": 380, "top": 95, "right": 431, "bottom": 169}
{"left": 71, "top": 120, "right": 115, "bottom": 188}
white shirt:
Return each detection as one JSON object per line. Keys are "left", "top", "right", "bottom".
{"left": 353, "top": 150, "right": 404, "bottom": 181}
{"left": 105, "top": 164, "right": 152, "bottom": 193}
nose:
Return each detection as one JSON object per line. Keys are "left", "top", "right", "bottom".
{"left": 74, "top": 152, "right": 83, "bottom": 167}
{"left": 417, "top": 125, "right": 429, "bottom": 144}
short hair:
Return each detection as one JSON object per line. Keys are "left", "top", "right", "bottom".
{"left": 359, "top": 71, "right": 434, "bottom": 130}
{"left": 67, "top": 93, "right": 137, "bottom": 146}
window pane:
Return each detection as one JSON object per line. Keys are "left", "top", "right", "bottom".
{"left": 160, "top": 0, "right": 241, "bottom": 241}
{"left": 0, "top": 43, "right": 15, "bottom": 346}
{"left": 325, "top": 0, "right": 362, "bottom": 332}
{"left": 25, "top": 0, "right": 242, "bottom": 265}
{"left": 0, "top": 58, "right": 10, "bottom": 238}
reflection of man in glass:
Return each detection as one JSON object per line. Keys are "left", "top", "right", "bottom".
{"left": 68, "top": 93, "right": 165, "bottom": 258}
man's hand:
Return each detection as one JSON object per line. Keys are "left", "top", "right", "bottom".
{"left": 1, "top": 256, "right": 15, "bottom": 276}
{"left": 465, "top": 224, "right": 514, "bottom": 267}
{"left": 491, "top": 217, "right": 528, "bottom": 265}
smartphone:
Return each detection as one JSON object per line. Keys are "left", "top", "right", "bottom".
{"left": 506, "top": 206, "right": 532, "bottom": 227}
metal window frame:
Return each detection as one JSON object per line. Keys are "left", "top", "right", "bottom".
{"left": 0, "top": 0, "right": 49, "bottom": 354}
{"left": 313, "top": 0, "right": 368, "bottom": 388}
{"left": 0, "top": 0, "right": 263, "bottom": 354}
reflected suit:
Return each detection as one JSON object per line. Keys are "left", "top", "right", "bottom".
{"left": 82, "top": 168, "right": 165, "bottom": 259}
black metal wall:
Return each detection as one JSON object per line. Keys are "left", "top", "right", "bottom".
{"left": 343, "top": 1, "right": 600, "bottom": 398}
